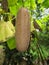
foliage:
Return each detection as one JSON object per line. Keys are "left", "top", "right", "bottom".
{"left": 7, "top": 0, "right": 49, "bottom": 16}
{"left": 0, "top": 20, "right": 15, "bottom": 42}
{"left": 0, "top": 0, "right": 49, "bottom": 65}
{"left": 42, "top": 0, "right": 49, "bottom": 8}
{"left": 7, "top": 37, "right": 16, "bottom": 50}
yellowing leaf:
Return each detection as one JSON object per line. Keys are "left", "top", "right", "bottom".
{"left": 0, "top": 21, "right": 15, "bottom": 42}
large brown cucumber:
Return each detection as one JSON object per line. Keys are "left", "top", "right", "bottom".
{"left": 15, "top": 7, "right": 30, "bottom": 52}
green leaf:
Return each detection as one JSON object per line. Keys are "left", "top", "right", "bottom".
{"left": 42, "top": 0, "right": 49, "bottom": 8}
{"left": 38, "top": 0, "right": 44, "bottom": 4}
{"left": 40, "top": 45, "right": 49, "bottom": 59}
{"left": 8, "top": 0, "right": 18, "bottom": 6}
{"left": 8, "top": 0, "right": 20, "bottom": 15}
{"left": 7, "top": 37, "right": 16, "bottom": 50}
{"left": 9, "top": 5, "right": 17, "bottom": 15}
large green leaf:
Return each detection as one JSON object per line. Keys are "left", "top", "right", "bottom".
{"left": 8, "top": 0, "right": 20, "bottom": 15}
